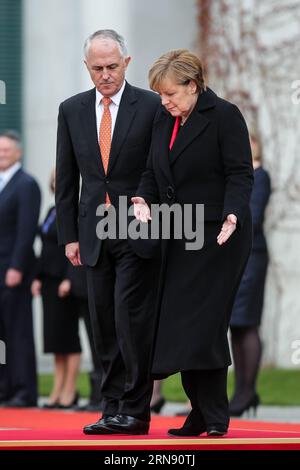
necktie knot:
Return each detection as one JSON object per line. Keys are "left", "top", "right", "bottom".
{"left": 102, "top": 97, "right": 112, "bottom": 108}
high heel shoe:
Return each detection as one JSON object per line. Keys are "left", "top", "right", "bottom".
{"left": 150, "top": 397, "right": 166, "bottom": 414}
{"left": 42, "top": 400, "right": 60, "bottom": 409}
{"left": 58, "top": 391, "right": 79, "bottom": 409}
{"left": 229, "top": 392, "right": 260, "bottom": 417}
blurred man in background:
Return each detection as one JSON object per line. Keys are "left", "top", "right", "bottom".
{"left": 0, "top": 130, "right": 41, "bottom": 407}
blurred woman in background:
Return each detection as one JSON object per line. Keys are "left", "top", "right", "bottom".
{"left": 31, "top": 170, "right": 81, "bottom": 408}
{"left": 229, "top": 132, "right": 271, "bottom": 416}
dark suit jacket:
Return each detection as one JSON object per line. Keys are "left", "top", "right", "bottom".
{"left": 251, "top": 166, "right": 271, "bottom": 251}
{"left": 138, "top": 87, "right": 253, "bottom": 228}
{"left": 35, "top": 207, "right": 68, "bottom": 280}
{"left": 0, "top": 168, "right": 41, "bottom": 286}
{"left": 55, "top": 82, "right": 160, "bottom": 265}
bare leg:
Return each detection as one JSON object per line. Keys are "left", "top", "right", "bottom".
{"left": 59, "top": 353, "right": 81, "bottom": 406}
{"left": 47, "top": 354, "right": 66, "bottom": 404}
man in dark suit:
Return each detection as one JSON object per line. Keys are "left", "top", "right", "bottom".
{"left": 55, "top": 30, "right": 160, "bottom": 435}
{"left": 0, "top": 130, "right": 41, "bottom": 407}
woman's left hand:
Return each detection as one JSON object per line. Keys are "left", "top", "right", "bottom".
{"left": 217, "top": 214, "right": 237, "bottom": 245}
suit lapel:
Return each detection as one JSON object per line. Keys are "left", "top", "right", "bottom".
{"left": 107, "top": 82, "right": 137, "bottom": 175}
{"left": 169, "top": 112, "right": 210, "bottom": 166}
{"left": 80, "top": 88, "right": 105, "bottom": 176}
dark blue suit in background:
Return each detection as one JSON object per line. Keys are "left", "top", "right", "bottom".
{"left": 230, "top": 166, "right": 271, "bottom": 326}
{"left": 0, "top": 168, "right": 41, "bottom": 405}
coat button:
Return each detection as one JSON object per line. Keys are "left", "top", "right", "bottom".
{"left": 105, "top": 179, "right": 110, "bottom": 184}
{"left": 166, "top": 186, "right": 174, "bottom": 199}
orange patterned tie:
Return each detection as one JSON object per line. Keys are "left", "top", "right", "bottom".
{"left": 99, "top": 97, "right": 112, "bottom": 205}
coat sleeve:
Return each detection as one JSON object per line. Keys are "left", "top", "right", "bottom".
{"left": 219, "top": 103, "right": 254, "bottom": 227}
{"left": 9, "top": 178, "right": 41, "bottom": 272}
{"left": 55, "top": 102, "right": 80, "bottom": 246}
{"left": 136, "top": 140, "right": 160, "bottom": 206}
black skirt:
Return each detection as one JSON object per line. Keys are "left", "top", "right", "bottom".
{"left": 230, "top": 251, "right": 268, "bottom": 327}
{"left": 41, "top": 278, "right": 81, "bottom": 354}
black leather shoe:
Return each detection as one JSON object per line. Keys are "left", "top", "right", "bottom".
{"left": 101, "top": 414, "right": 150, "bottom": 435}
{"left": 168, "top": 409, "right": 206, "bottom": 437}
{"left": 83, "top": 415, "right": 115, "bottom": 434}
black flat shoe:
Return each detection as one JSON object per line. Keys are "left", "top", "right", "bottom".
{"left": 168, "top": 426, "right": 206, "bottom": 437}
{"left": 168, "top": 408, "right": 206, "bottom": 437}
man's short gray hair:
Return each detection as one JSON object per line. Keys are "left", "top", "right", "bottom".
{"left": 84, "top": 29, "right": 128, "bottom": 58}
{"left": 0, "top": 130, "right": 22, "bottom": 149}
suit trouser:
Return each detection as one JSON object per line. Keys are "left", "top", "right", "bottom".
{"left": 181, "top": 368, "right": 229, "bottom": 428}
{"left": 86, "top": 238, "right": 159, "bottom": 421}
{"left": 0, "top": 285, "right": 37, "bottom": 404}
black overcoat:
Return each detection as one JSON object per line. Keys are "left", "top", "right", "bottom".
{"left": 137, "top": 88, "right": 254, "bottom": 374}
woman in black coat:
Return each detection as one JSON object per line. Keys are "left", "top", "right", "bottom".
{"left": 31, "top": 172, "right": 81, "bottom": 408}
{"left": 229, "top": 132, "right": 271, "bottom": 416}
{"left": 132, "top": 49, "right": 253, "bottom": 436}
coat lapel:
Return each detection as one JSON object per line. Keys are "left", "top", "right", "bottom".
{"left": 169, "top": 87, "right": 217, "bottom": 166}
{"left": 107, "top": 82, "right": 138, "bottom": 175}
{"left": 80, "top": 88, "right": 105, "bottom": 176}
{"left": 155, "top": 110, "right": 175, "bottom": 185}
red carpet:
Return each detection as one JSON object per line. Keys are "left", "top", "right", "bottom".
{"left": 1, "top": 408, "right": 300, "bottom": 450}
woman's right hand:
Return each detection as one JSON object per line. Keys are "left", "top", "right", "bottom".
{"left": 31, "top": 279, "right": 42, "bottom": 296}
{"left": 131, "top": 197, "right": 152, "bottom": 223}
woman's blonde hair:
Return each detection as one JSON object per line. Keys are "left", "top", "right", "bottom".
{"left": 149, "top": 49, "right": 205, "bottom": 93}
{"left": 249, "top": 130, "right": 263, "bottom": 164}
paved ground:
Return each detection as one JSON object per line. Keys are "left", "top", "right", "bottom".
{"left": 37, "top": 397, "right": 300, "bottom": 423}
{"left": 162, "top": 402, "right": 300, "bottom": 423}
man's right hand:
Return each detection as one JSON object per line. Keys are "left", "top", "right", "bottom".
{"left": 65, "top": 242, "right": 82, "bottom": 266}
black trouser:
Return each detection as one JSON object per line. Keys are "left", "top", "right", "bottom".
{"left": 181, "top": 368, "right": 229, "bottom": 428}
{"left": 86, "top": 239, "right": 159, "bottom": 421}
{"left": 0, "top": 285, "right": 37, "bottom": 404}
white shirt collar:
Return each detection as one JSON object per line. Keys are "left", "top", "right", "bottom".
{"left": 96, "top": 80, "right": 126, "bottom": 107}
{"left": 0, "top": 161, "right": 21, "bottom": 184}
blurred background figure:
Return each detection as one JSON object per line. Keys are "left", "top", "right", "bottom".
{"left": 150, "top": 380, "right": 165, "bottom": 414}
{"left": 67, "top": 264, "right": 103, "bottom": 412}
{"left": 229, "top": 131, "right": 271, "bottom": 417}
{"left": 0, "top": 130, "right": 41, "bottom": 407}
{"left": 31, "top": 170, "right": 81, "bottom": 408}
